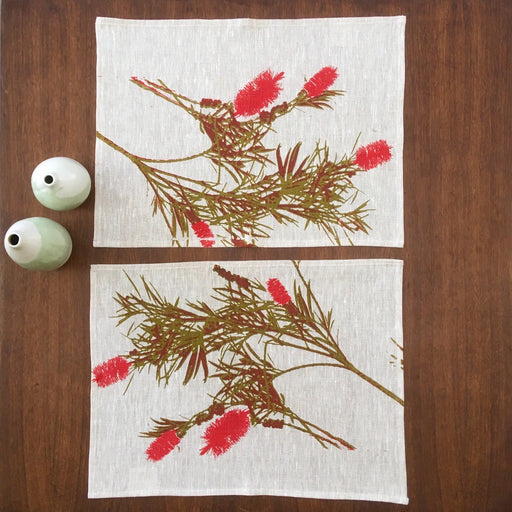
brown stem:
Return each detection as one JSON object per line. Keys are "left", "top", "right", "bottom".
{"left": 96, "top": 130, "right": 210, "bottom": 165}
{"left": 277, "top": 362, "right": 348, "bottom": 377}
{"left": 345, "top": 362, "right": 404, "bottom": 406}
{"left": 277, "top": 360, "right": 404, "bottom": 407}
{"left": 138, "top": 149, "right": 212, "bottom": 164}
{"left": 283, "top": 418, "right": 355, "bottom": 450}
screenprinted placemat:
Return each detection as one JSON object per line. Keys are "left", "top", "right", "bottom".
{"left": 89, "top": 260, "right": 407, "bottom": 503}
{"left": 94, "top": 17, "right": 405, "bottom": 247}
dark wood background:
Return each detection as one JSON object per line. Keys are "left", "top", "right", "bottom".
{"left": 1, "top": 1, "right": 510, "bottom": 511}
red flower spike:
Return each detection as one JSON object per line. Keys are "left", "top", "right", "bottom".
{"left": 353, "top": 140, "right": 392, "bottom": 171}
{"left": 192, "top": 221, "right": 215, "bottom": 247}
{"left": 146, "top": 430, "right": 181, "bottom": 462}
{"left": 92, "top": 356, "right": 131, "bottom": 388}
{"left": 234, "top": 70, "right": 285, "bottom": 117}
{"left": 266, "top": 278, "right": 292, "bottom": 305}
{"left": 200, "top": 409, "right": 250, "bottom": 457}
{"left": 303, "top": 66, "right": 338, "bottom": 97}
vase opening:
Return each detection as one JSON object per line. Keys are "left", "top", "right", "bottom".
{"left": 44, "top": 174, "right": 54, "bottom": 185}
{"left": 7, "top": 233, "right": 20, "bottom": 246}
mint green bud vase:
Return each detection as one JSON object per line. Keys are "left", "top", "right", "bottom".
{"left": 31, "top": 156, "right": 91, "bottom": 210}
{"left": 4, "top": 217, "right": 72, "bottom": 270}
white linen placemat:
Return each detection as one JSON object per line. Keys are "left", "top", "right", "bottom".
{"left": 94, "top": 17, "right": 405, "bottom": 247}
{"left": 89, "top": 259, "right": 407, "bottom": 503}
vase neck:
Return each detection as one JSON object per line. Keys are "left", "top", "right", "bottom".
{"left": 6, "top": 233, "right": 21, "bottom": 248}
{"left": 44, "top": 174, "right": 56, "bottom": 186}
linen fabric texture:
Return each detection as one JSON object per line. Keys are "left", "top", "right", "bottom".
{"left": 89, "top": 259, "right": 407, "bottom": 503}
{"left": 94, "top": 17, "right": 405, "bottom": 248}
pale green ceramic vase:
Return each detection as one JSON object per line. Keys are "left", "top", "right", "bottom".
{"left": 31, "top": 156, "right": 91, "bottom": 211}
{"left": 4, "top": 217, "right": 72, "bottom": 271}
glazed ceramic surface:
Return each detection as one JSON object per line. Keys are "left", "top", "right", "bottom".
{"left": 4, "top": 217, "right": 72, "bottom": 270}
{"left": 31, "top": 156, "right": 91, "bottom": 210}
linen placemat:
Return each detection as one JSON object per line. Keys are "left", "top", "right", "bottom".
{"left": 89, "top": 260, "right": 407, "bottom": 503}
{"left": 94, "top": 17, "right": 405, "bottom": 248}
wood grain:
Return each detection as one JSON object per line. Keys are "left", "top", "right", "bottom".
{"left": 1, "top": 1, "right": 510, "bottom": 511}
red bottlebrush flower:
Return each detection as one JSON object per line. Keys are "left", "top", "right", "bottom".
{"left": 200, "top": 409, "right": 250, "bottom": 456}
{"left": 234, "top": 70, "right": 285, "bottom": 117}
{"left": 199, "top": 238, "right": 215, "bottom": 248}
{"left": 146, "top": 430, "right": 181, "bottom": 462}
{"left": 353, "top": 140, "right": 392, "bottom": 170}
{"left": 302, "top": 66, "right": 338, "bottom": 97}
{"left": 92, "top": 356, "right": 131, "bottom": 388}
{"left": 192, "top": 220, "right": 213, "bottom": 239}
{"left": 266, "top": 278, "right": 292, "bottom": 305}
{"left": 192, "top": 221, "right": 215, "bottom": 247}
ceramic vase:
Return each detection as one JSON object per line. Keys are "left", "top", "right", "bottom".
{"left": 4, "top": 217, "right": 72, "bottom": 271}
{"left": 31, "top": 156, "right": 91, "bottom": 210}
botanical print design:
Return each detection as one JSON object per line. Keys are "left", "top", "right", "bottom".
{"left": 390, "top": 338, "right": 404, "bottom": 370}
{"left": 96, "top": 67, "right": 392, "bottom": 247}
{"left": 92, "top": 262, "right": 404, "bottom": 461}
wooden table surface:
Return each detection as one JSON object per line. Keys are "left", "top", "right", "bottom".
{"left": 1, "top": 1, "right": 510, "bottom": 511}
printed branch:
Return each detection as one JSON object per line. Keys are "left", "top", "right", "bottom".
{"left": 107, "top": 262, "right": 403, "bottom": 457}
{"left": 96, "top": 67, "right": 392, "bottom": 246}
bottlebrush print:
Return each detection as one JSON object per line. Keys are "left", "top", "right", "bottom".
{"left": 96, "top": 67, "right": 393, "bottom": 247}
{"left": 92, "top": 262, "right": 404, "bottom": 461}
